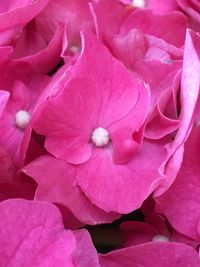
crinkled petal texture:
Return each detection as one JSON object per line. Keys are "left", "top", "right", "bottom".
{"left": 0, "top": 199, "right": 76, "bottom": 267}
{"left": 23, "top": 155, "right": 120, "bottom": 225}
{"left": 99, "top": 242, "right": 200, "bottom": 267}
{"left": 155, "top": 126, "right": 200, "bottom": 240}
{"left": 155, "top": 29, "right": 200, "bottom": 195}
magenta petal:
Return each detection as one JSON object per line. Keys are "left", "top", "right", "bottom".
{"left": 73, "top": 230, "right": 100, "bottom": 267}
{"left": 120, "top": 221, "right": 159, "bottom": 247}
{"left": 14, "top": 24, "right": 67, "bottom": 73}
{"left": 77, "top": 140, "right": 167, "bottom": 213}
{"left": 155, "top": 127, "right": 200, "bottom": 240}
{"left": 100, "top": 242, "right": 200, "bottom": 267}
{"left": 121, "top": 9, "right": 187, "bottom": 47}
{"left": 146, "top": 0, "right": 179, "bottom": 14}
{"left": 0, "top": 199, "right": 76, "bottom": 267}
{"left": 145, "top": 85, "right": 180, "bottom": 139}
{"left": 35, "top": 0, "right": 93, "bottom": 44}
{"left": 155, "top": 29, "right": 200, "bottom": 195}
{"left": 0, "top": 146, "right": 13, "bottom": 182}
{"left": 109, "top": 81, "right": 150, "bottom": 164}
{"left": 0, "top": 0, "right": 49, "bottom": 30}
{"left": 0, "top": 90, "right": 9, "bottom": 117}
{"left": 34, "top": 77, "right": 101, "bottom": 164}
{"left": 77, "top": 31, "right": 141, "bottom": 127}
{"left": 172, "top": 30, "right": 200, "bottom": 149}
{"left": 23, "top": 155, "right": 120, "bottom": 224}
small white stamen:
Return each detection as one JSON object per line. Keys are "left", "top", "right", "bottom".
{"left": 132, "top": 0, "right": 145, "bottom": 8}
{"left": 152, "top": 235, "right": 170, "bottom": 242}
{"left": 15, "top": 110, "right": 31, "bottom": 129}
{"left": 69, "top": 46, "right": 79, "bottom": 54}
{"left": 91, "top": 127, "right": 109, "bottom": 147}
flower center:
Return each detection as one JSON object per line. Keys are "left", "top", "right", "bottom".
{"left": 152, "top": 235, "right": 170, "bottom": 242}
{"left": 91, "top": 127, "right": 109, "bottom": 147}
{"left": 15, "top": 110, "right": 31, "bottom": 129}
{"left": 132, "top": 0, "right": 145, "bottom": 8}
{"left": 69, "top": 46, "right": 79, "bottom": 54}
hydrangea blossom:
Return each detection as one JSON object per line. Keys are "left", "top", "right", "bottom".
{"left": 1, "top": 0, "right": 200, "bottom": 265}
{"left": 24, "top": 30, "right": 171, "bottom": 218}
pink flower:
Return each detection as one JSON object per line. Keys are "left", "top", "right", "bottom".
{"left": 91, "top": 1, "right": 185, "bottom": 138}
{"left": 0, "top": 62, "right": 49, "bottom": 167}
{"left": 24, "top": 31, "right": 169, "bottom": 219}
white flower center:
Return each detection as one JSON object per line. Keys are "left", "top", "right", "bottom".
{"left": 132, "top": 0, "right": 145, "bottom": 8}
{"left": 152, "top": 235, "right": 170, "bottom": 242}
{"left": 69, "top": 46, "right": 79, "bottom": 54}
{"left": 91, "top": 127, "right": 109, "bottom": 147}
{"left": 15, "top": 110, "right": 31, "bottom": 129}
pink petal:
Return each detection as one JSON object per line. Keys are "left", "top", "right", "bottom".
{"left": 0, "top": 199, "right": 76, "bottom": 267}
{"left": 77, "top": 31, "right": 140, "bottom": 127}
{"left": 73, "top": 229, "right": 100, "bottom": 267}
{"left": 23, "top": 155, "right": 120, "bottom": 224}
{"left": 77, "top": 140, "right": 168, "bottom": 213}
{"left": 35, "top": 0, "right": 93, "bottom": 44}
{"left": 34, "top": 77, "right": 101, "bottom": 164}
{"left": 155, "top": 29, "right": 200, "bottom": 195}
{"left": 155, "top": 127, "right": 200, "bottom": 240}
{"left": 0, "top": 90, "right": 10, "bottom": 117}
{"left": 13, "top": 24, "right": 68, "bottom": 73}
{"left": 177, "top": 0, "right": 200, "bottom": 24}
{"left": 120, "top": 221, "right": 159, "bottom": 246}
{"left": 0, "top": 0, "right": 49, "bottom": 30}
{"left": 145, "top": 80, "right": 180, "bottom": 139}
{"left": 90, "top": 0, "right": 131, "bottom": 40}
{"left": 109, "top": 81, "right": 150, "bottom": 164}
{"left": 145, "top": 0, "right": 180, "bottom": 14}
{"left": 0, "top": 146, "right": 13, "bottom": 182}
{"left": 121, "top": 9, "right": 187, "bottom": 47}
{"left": 100, "top": 242, "right": 200, "bottom": 267}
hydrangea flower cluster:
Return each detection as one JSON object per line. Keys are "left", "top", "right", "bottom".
{"left": 1, "top": 0, "right": 200, "bottom": 266}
